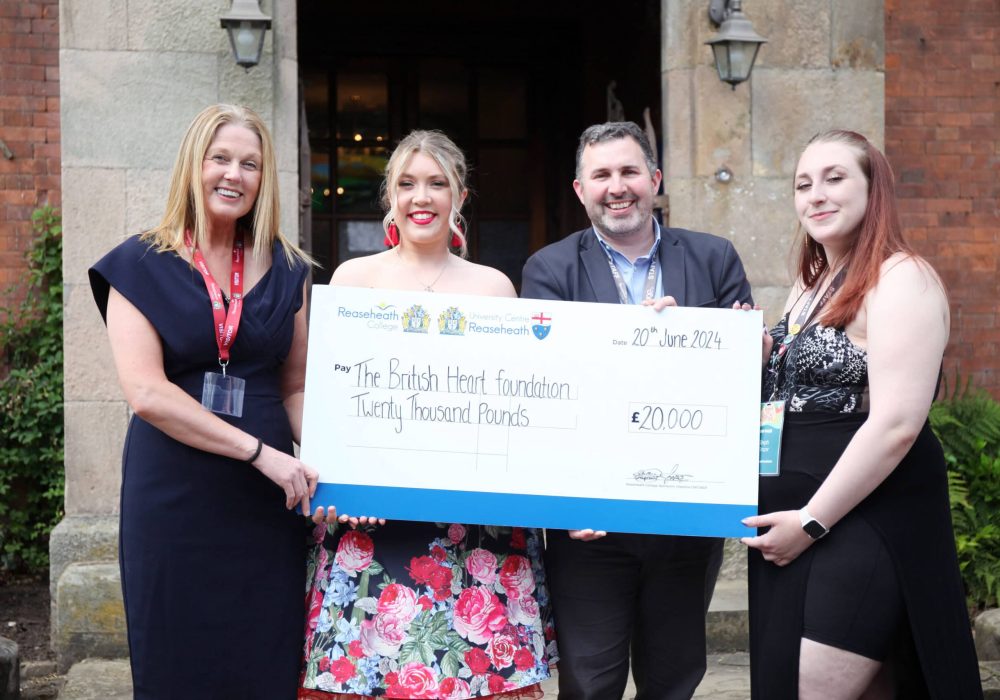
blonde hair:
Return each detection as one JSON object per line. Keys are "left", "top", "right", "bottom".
{"left": 380, "top": 130, "right": 469, "bottom": 258}
{"left": 142, "top": 104, "right": 311, "bottom": 267}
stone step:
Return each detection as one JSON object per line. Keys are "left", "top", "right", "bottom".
{"left": 20, "top": 661, "right": 63, "bottom": 699}
{"left": 978, "top": 609, "right": 1000, "bottom": 661}
{"left": 707, "top": 577, "right": 749, "bottom": 653}
{"left": 20, "top": 661, "right": 56, "bottom": 681}
{"left": 55, "top": 659, "right": 131, "bottom": 700}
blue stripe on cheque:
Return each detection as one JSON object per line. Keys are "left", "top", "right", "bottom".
{"left": 310, "top": 483, "right": 755, "bottom": 538}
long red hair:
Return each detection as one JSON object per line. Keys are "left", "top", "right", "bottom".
{"left": 794, "top": 130, "right": 914, "bottom": 328}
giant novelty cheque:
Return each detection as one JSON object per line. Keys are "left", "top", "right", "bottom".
{"left": 301, "top": 285, "right": 761, "bottom": 537}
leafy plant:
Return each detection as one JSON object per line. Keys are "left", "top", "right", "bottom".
{"left": 930, "top": 373, "right": 1000, "bottom": 611}
{"left": 0, "top": 206, "right": 64, "bottom": 573}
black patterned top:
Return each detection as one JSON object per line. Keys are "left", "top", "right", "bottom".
{"left": 763, "top": 314, "right": 869, "bottom": 413}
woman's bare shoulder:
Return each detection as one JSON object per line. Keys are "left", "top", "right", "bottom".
{"left": 453, "top": 258, "right": 516, "bottom": 298}
{"left": 866, "top": 252, "right": 949, "bottom": 330}
{"left": 878, "top": 252, "right": 945, "bottom": 294}
{"left": 330, "top": 251, "right": 393, "bottom": 287}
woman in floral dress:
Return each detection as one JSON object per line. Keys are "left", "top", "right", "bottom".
{"left": 299, "top": 130, "right": 557, "bottom": 700}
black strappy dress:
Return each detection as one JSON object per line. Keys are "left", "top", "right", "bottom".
{"left": 748, "top": 316, "right": 982, "bottom": 699}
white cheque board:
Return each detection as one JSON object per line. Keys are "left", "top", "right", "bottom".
{"left": 301, "top": 285, "right": 761, "bottom": 537}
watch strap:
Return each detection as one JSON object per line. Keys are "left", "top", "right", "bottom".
{"left": 799, "top": 507, "right": 829, "bottom": 540}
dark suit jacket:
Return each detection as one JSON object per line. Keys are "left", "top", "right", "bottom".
{"left": 520, "top": 225, "right": 750, "bottom": 698}
{"left": 521, "top": 225, "right": 752, "bottom": 308}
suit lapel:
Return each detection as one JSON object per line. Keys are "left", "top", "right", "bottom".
{"left": 658, "top": 229, "right": 687, "bottom": 306}
{"left": 580, "top": 228, "right": 621, "bottom": 303}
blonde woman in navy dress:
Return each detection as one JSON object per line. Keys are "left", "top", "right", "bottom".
{"left": 90, "top": 104, "right": 317, "bottom": 699}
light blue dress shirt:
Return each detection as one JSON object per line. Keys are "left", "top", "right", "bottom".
{"left": 593, "top": 221, "right": 664, "bottom": 305}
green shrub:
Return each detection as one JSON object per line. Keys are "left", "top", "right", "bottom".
{"left": 930, "top": 374, "right": 1000, "bottom": 612}
{"left": 0, "top": 206, "right": 64, "bottom": 573}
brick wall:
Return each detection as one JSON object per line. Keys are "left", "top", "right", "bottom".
{"left": 0, "top": 0, "right": 60, "bottom": 299}
{"left": 886, "top": 0, "right": 1000, "bottom": 397}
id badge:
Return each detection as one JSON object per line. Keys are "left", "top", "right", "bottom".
{"left": 759, "top": 400, "right": 785, "bottom": 476}
{"left": 202, "top": 371, "right": 246, "bottom": 418}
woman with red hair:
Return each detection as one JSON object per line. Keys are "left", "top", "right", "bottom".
{"left": 742, "top": 130, "right": 982, "bottom": 699}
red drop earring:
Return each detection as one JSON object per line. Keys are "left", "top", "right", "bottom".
{"left": 450, "top": 222, "right": 463, "bottom": 249}
{"left": 384, "top": 222, "right": 399, "bottom": 247}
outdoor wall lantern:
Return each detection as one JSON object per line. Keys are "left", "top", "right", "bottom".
{"left": 220, "top": 0, "right": 272, "bottom": 69}
{"left": 706, "top": 0, "right": 767, "bottom": 89}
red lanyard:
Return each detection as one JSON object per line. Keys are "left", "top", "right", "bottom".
{"left": 185, "top": 230, "right": 245, "bottom": 368}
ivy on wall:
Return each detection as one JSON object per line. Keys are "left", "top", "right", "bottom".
{"left": 0, "top": 206, "right": 64, "bottom": 573}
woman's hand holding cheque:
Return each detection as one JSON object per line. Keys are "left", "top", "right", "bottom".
{"left": 311, "top": 506, "right": 385, "bottom": 529}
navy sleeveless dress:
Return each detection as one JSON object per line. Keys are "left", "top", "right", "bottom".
{"left": 90, "top": 235, "right": 310, "bottom": 699}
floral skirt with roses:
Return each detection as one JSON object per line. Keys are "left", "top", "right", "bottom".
{"left": 299, "top": 520, "right": 558, "bottom": 699}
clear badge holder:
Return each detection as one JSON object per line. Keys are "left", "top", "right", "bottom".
{"left": 202, "top": 360, "right": 245, "bottom": 417}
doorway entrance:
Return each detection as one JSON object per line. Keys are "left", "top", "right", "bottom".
{"left": 297, "top": 0, "right": 661, "bottom": 287}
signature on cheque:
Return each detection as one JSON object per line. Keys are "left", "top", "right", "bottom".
{"left": 630, "top": 464, "right": 693, "bottom": 485}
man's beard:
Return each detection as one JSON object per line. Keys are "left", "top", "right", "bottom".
{"left": 590, "top": 200, "right": 650, "bottom": 240}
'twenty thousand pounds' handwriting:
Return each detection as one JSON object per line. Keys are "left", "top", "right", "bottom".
{"left": 332, "top": 357, "right": 577, "bottom": 433}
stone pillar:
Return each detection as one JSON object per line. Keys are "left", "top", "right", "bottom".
{"left": 662, "top": 0, "right": 885, "bottom": 324}
{"left": 54, "top": 0, "right": 299, "bottom": 672}
{"left": 661, "top": 1, "right": 884, "bottom": 600}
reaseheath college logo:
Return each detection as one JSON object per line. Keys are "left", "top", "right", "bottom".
{"left": 401, "top": 305, "right": 431, "bottom": 333}
{"left": 531, "top": 312, "right": 551, "bottom": 340}
{"left": 335, "top": 303, "right": 400, "bottom": 331}
{"left": 438, "top": 306, "right": 466, "bottom": 336}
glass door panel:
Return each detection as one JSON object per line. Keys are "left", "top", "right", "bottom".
{"left": 310, "top": 151, "right": 331, "bottom": 214}
{"left": 335, "top": 146, "right": 388, "bottom": 214}
{"left": 476, "top": 147, "right": 529, "bottom": 217}
{"left": 338, "top": 220, "right": 386, "bottom": 262}
{"left": 478, "top": 70, "right": 527, "bottom": 140}
{"left": 478, "top": 221, "right": 530, "bottom": 288}
{"left": 419, "top": 59, "right": 470, "bottom": 140}
{"left": 303, "top": 69, "right": 329, "bottom": 141}
{"left": 336, "top": 73, "right": 388, "bottom": 142}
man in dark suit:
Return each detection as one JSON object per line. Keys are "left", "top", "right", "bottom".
{"left": 521, "top": 121, "right": 753, "bottom": 700}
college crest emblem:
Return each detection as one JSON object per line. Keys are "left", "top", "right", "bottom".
{"left": 401, "top": 305, "right": 431, "bottom": 333}
{"left": 531, "top": 312, "right": 551, "bottom": 340}
{"left": 438, "top": 306, "right": 466, "bottom": 335}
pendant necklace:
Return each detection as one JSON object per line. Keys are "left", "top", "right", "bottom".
{"left": 396, "top": 247, "right": 450, "bottom": 292}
